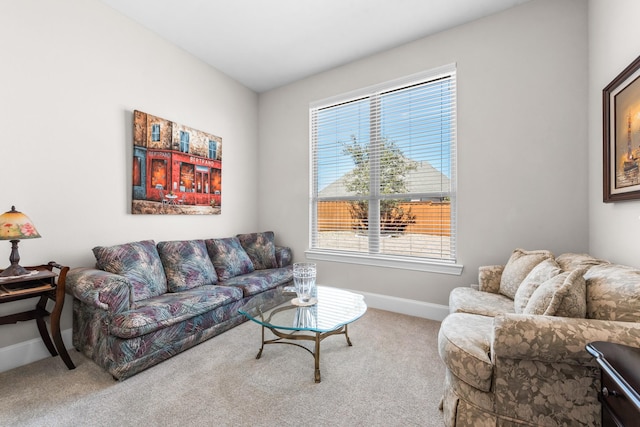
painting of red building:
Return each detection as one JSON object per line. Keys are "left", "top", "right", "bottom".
{"left": 132, "top": 110, "right": 222, "bottom": 215}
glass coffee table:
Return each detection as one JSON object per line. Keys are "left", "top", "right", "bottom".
{"left": 238, "top": 285, "right": 367, "bottom": 383}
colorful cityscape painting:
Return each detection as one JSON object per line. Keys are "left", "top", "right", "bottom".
{"left": 131, "top": 110, "right": 222, "bottom": 215}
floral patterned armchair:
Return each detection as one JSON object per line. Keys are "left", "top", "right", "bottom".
{"left": 438, "top": 250, "right": 640, "bottom": 426}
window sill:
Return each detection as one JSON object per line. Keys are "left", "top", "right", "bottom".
{"left": 304, "top": 249, "right": 463, "bottom": 275}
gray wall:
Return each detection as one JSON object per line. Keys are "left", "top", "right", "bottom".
{"left": 589, "top": 0, "right": 640, "bottom": 266}
{"left": 0, "top": 0, "right": 259, "bottom": 352}
{"left": 258, "top": 0, "right": 589, "bottom": 308}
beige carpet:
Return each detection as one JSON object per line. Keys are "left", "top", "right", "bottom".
{"left": 0, "top": 308, "right": 445, "bottom": 426}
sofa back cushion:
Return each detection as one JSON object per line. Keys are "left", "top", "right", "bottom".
{"left": 157, "top": 240, "right": 218, "bottom": 292}
{"left": 236, "top": 231, "right": 278, "bottom": 270}
{"left": 555, "top": 252, "right": 609, "bottom": 271}
{"left": 499, "top": 249, "right": 554, "bottom": 299}
{"left": 584, "top": 264, "right": 640, "bottom": 322}
{"left": 93, "top": 240, "right": 167, "bottom": 302}
{"left": 523, "top": 268, "right": 587, "bottom": 317}
{"left": 205, "top": 237, "right": 255, "bottom": 280}
{"left": 513, "top": 258, "right": 562, "bottom": 313}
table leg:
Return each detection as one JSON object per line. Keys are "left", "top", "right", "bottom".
{"left": 256, "top": 325, "right": 265, "bottom": 359}
{"left": 35, "top": 296, "right": 58, "bottom": 357}
{"left": 50, "top": 293, "right": 76, "bottom": 369}
{"left": 344, "top": 324, "right": 353, "bottom": 346}
{"left": 314, "top": 332, "right": 321, "bottom": 383}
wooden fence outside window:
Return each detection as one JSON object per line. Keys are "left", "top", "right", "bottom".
{"left": 316, "top": 201, "right": 451, "bottom": 236}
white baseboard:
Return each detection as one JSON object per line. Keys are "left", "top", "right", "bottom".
{"left": 353, "top": 289, "right": 449, "bottom": 322}
{"left": 0, "top": 293, "right": 447, "bottom": 373}
{"left": 0, "top": 328, "right": 73, "bottom": 373}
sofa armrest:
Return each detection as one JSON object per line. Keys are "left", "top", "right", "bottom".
{"left": 66, "top": 267, "right": 131, "bottom": 313}
{"left": 492, "top": 313, "right": 640, "bottom": 365}
{"left": 275, "top": 246, "right": 292, "bottom": 268}
{"left": 478, "top": 265, "right": 504, "bottom": 293}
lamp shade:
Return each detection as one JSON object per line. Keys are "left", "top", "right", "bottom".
{"left": 0, "top": 206, "right": 41, "bottom": 240}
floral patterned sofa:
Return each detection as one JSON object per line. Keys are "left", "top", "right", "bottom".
{"left": 66, "top": 231, "right": 292, "bottom": 380}
{"left": 438, "top": 249, "right": 640, "bottom": 426}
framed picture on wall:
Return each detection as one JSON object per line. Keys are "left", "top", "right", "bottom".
{"left": 131, "top": 110, "right": 223, "bottom": 214}
{"left": 603, "top": 54, "right": 640, "bottom": 202}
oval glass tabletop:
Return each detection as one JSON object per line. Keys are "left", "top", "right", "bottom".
{"left": 238, "top": 285, "right": 367, "bottom": 333}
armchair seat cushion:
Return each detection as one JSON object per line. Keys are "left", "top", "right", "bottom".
{"left": 438, "top": 313, "right": 494, "bottom": 392}
{"left": 449, "top": 287, "right": 514, "bottom": 317}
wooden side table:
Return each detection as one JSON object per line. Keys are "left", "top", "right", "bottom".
{"left": 0, "top": 262, "right": 75, "bottom": 369}
{"left": 586, "top": 341, "right": 640, "bottom": 427}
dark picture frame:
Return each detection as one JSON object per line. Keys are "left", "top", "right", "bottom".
{"left": 603, "top": 54, "right": 640, "bottom": 202}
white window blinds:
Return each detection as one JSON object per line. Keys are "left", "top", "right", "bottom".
{"left": 310, "top": 64, "right": 457, "bottom": 265}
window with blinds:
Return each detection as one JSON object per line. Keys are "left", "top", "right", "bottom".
{"left": 309, "top": 64, "right": 458, "bottom": 271}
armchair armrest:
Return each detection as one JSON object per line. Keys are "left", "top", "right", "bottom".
{"left": 275, "top": 246, "right": 292, "bottom": 268}
{"left": 66, "top": 267, "right": 131, "bottom": 313}
{"left": 492, "top": 313, "right": 640, "bottom": 365}
{"left": 478, "top": 265, "right": 504, "bottom": 293}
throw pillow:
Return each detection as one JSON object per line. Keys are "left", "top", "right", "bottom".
{"left": 157, "top": 240, "right": 218, "bottom": 292}
{"left": 499, "top": 249, "right": 553, "bottom": 299}
{"left": 93, "top": 240, "right": 167, "bottom": 302}
{"left": 513, "top": 258, "right": 562, "bottom": 313}
{"left": 236, "top": 231, "right": 278, "bottom": 270}
{"left": 205, "top": 237, "right": 255, "bottom": 281}
{"left": 523, "top": 268, "right": 587, "bottom": 317}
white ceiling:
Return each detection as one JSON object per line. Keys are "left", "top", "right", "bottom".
{"left": 99, "top": 0, "right": 531, "bottom": 93}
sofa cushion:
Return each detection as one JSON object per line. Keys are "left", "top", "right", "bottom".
{"left": 275, "top": 245, "right": 293, "bottom": 268}
{"left": 555, "top": 253, "right": 609, "bottom": 271}
{"left": 523, "top": 268, "right": 587, "bottom": 317}
{"left": 111, "top": 285, "right": 243, "bottom": 338}
{"left": 438, "top": 313, "right": 494, "bottom": 392}
{"left": 236, "top": 231, "right": 278, "bottom": 270}
{"left": 584, "top": 264, "right": 640, "bottom": 322}
{"left": 499, "top": 249, "right": 553, "bottom": 299}
{"left": 513, "top": 258, "right": 562, "bottom": 314}
{"left": 157, "top": 240, "right": 218, "bottom": 292}
{"left": 205, "top": 237, "right": 255, "bottom": 280}
{"left": 449, "top": 287, "right": 514, "bottom": 317}
{"left": 220, "top": 266, "right": 293, "bottom": 297}
{"left": 93, "top": 240, "right": 167, "bottom": 302}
